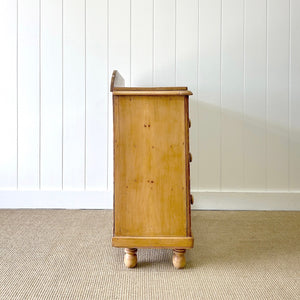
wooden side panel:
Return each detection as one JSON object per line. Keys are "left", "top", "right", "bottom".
{"left": 114, "top": 96, "right": 187, "bottom": 237}
{"left": 112, "top": 236, "right": 194, "bottom": 249}
{"left": 184, "top": 96, "right": 191, "bottom": 236}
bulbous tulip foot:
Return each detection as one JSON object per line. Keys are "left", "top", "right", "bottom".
{"left": 172, "top": 249, "right": 186, "bottom": 269}
{"left": 124, "top": 248, "right": 137, "bottom": 268}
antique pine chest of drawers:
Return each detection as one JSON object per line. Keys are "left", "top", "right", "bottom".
{"left": 111, "top": 71, "right": 194, "bottom": 269}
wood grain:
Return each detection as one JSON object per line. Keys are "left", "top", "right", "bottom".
{"left": 114, "top": 95, "right": 190, "bottom": 238}
{"left": 112, "top": 236, "right": 194, "bottom": 248}
{"left": 112, "top": 91, "right": 192, "bottom": 96}
{"left": 113, "top": 87, "right": 187, "bottom": 91}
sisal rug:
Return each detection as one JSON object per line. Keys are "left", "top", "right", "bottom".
{"left": 0, "top": 210, "right": 299, "bottom": 299}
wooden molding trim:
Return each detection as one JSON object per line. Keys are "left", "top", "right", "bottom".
{"left": 112, "top": 90, "right": 193, "bottom": 96}
{"left": 113, "top": 87, "right": 188, "bottom": 91}
{"left": 112, "top": 236, "right": 194, "bottom": 249}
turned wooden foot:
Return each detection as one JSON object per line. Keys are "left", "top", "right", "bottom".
{"left": 172, "top": 249, "right": 186, "bottom": 269}
{"left": 124, "top": 248, "right": 137, "bottom": 268}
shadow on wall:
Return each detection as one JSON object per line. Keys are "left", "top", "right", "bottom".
{"left": 188, "top": 99, "right": 300, "bottom": 191}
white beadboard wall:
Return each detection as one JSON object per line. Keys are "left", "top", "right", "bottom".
{"left": 0, "top": 0, "right": 300, "bottom": 210}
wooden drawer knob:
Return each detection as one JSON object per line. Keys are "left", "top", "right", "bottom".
{"left": 189, "top": 119, "right": 191, "bottom": 128}
{"left": 189, "top": 153, "right": 192, "bottom": 162}
{"left": 190, "top": 194, "right": 194, "bottom": 205}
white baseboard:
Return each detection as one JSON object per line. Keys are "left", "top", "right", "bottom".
{"left": 0, "top": 191, "right": 113, "bottom": 209}
{"left": 0, "top": 190, "right": 299, "bottom": 210}
{"left": 192, "top": 191, "right": 300, "bottom": 211}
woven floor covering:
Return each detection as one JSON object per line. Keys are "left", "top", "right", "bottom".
{"left": 0, "top": 210, "right": 299, "bottom": 299}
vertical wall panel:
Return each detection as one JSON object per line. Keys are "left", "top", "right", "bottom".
{"left": 153, "top": 0, "right": 176, "bottom": 86}
{"left": 18, "top": 0, "right": 40, "bottom": 189}
{"left": 86, "top": 0, "right": 108, "bottom": 190}
{"left": 40, "top": 0, "right": 62, "bottom": 190}
{"left": 63, "top": 0, "right": 85, "bottom": 190}
{"left": 0, "top": 0, "right": 17, "bottom": 189}
{"left": 221, "top": 0, "right": 244, "bottom": 190}
{"left": 244, "top": 0, "right": 267, "bottom": 190}
{"left": 198, "top": 0, "right": 221, "bottom": 190}
{"left": 109, "top": 0, "right": 131, "bottom": 84}
{"left": 267, "top": 0, "right": 289, "bottom": 190}
{"left": 108, "top": 0, "right": 131, "bottom": 191}
{"left": 1, "top": 0, "right": 300, "bottom": 204}
{"left": 290, "top": 0, "right": 300, "bottom": 190}
{"left": 131, "top": 0, "right": 153, "bottom": 86}
{"left": 176, "top": 0, "right": 198, "bottom": 189}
